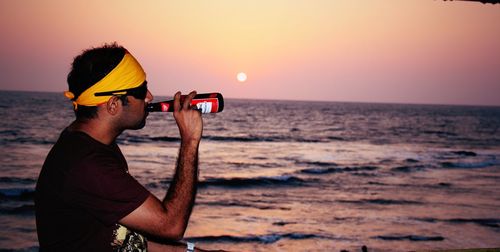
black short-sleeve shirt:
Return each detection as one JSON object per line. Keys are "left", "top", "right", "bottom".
{"left": 35, "top": 129, "right": 150, "bottom": 251}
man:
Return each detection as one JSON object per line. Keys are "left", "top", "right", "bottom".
{"left": 35, "top": 43, "right": 207, "bottom": 251}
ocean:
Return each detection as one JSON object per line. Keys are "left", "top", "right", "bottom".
{"left": 0, "top": 90, "right": 499, "bottom": 252}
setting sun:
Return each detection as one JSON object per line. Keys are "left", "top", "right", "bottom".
{"left": 236, "top": 72, "right": 247, "bottom": 82}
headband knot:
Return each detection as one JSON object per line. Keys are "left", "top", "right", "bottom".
{"left": 64, "top": 91, "right": 75, "bottom": 100}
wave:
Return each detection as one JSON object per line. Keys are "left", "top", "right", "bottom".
{"left": 437, "top": 182, "right": 453, "bottom": 187}
{"left": 391, "top": 165, "right": 426, "bottom": 173}
{"left": 338, "top": 198, "right": 422, "bottom": 205}
{"left": 291, "top": 160, "right": 339, "bottom": 167}
{"left": 150, "top": 136, "right": 180, "bottom": 142}
{"left": 422, "top": 130, "right": 458, "bottom": 137}
{"left": 1, "top": 137, "right": 55, "bottom": 145}
{"left": 0, "top": 246, "right": 39, "bottom": 252}
{"left": 225, "top": 162, "right": 280, "bottom": 169}
{"left": 373, "top": 235, "right": 444, "bottom": 241}
{"left": 186, "top": 232, "right": 333, "bottom": 244}
{"left": 163, "top": 135, "right": 253, "bottom": 142}
{"left": 154, "top": 175, "right": 309, "bottom": 189}
{"left": 447, "top": 218, "right": 500, "bottom": 228}
{"left": 367, "top": 181, "right": 453, "bottom": 189}
{"left": 272, "top": 221, "right": 297, "bottom": 226}
{"left": 441, "top": 159, "right": 498, "bottom": 169}
{"left": 119, "top": 137, "right": 150, "bottom": 144}
{"left": 198, "top": 175, "right": 308, "bottom": 189}
{"left": 0, "top": 204, "right": 35, "bottom": 215}
{"left": 0, "top": 177, "right": 36, "bottom": 184}
{"left": 452, "top": 151, "right": 477, "bottom": 156}
{"left": 202, "top": 135, "right": 325, "bottom": 143}
{"left": 0, "top": 188, "right": 35, "bottom": 200}
{"left": 120, "top": 135, "right": 330, "bottom": 143}
{"left": 414, "top": 217, "right": 500, "bottom": 229}
{"left": 116, "top": 130, "right": 181, "bottom": 144}
{"left": 327, "top": 136, "right": 345, "bottom": 141}
{"left": 199, "top": 200, "right": 291, "bottom": 210}
{"left": 405, "top": 158, "right": 420, "bottom": 163}
{"left": 300, "top": 166, "right": 378, "bottom": 175}
{"left": 0, "top": 130, "right": 19, "bottom": 136}
{"left": 118, "top": 135, "right": 179, "bottom": 144}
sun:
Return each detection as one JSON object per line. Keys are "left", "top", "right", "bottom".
{"left": 236, "top": 72, "right": 247, "bottom": 82}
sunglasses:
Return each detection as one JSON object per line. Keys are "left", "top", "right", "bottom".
{"left": 94, "top": 81, "right": 148, "bottom": 100}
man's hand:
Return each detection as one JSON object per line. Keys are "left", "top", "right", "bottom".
{"left": 173, "top": 91, "right": 203, "bottom": 145}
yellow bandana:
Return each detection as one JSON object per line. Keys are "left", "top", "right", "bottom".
{"left": 64, "top": 52, "right": 146, "bottom": 110}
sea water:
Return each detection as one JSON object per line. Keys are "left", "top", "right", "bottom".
{"left": 0, "top": 90, "right": 499, "bottom": 252}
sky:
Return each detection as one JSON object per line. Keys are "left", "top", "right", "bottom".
{"left": 0, "top": 1, "right": 499, "bottom": 106}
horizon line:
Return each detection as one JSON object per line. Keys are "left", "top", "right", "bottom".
{"left": 1, "top": 88, "right": 499, "bottom": 108}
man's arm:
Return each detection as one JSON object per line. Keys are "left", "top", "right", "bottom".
{"left": 119, "top": 91, "right": 203, "bottom": 240}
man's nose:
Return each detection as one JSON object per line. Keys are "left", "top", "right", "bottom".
{"left": 145, "top": 90, "right": 154, "bottom": 103}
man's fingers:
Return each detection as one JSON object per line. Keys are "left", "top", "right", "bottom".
{"left": 182, "top": 91, "right": 197, "bottom": 110}
{"left": 174, "top": 91, "right": 199, "bottom": 112}
{"left": 173, "top": 92, "right": 181, "bottom": 112}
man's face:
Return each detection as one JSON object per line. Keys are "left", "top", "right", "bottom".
{"left": 120, "top": 88, "right": 154, "bottom": 130}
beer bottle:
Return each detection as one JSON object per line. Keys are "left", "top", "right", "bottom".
{"left": 146, "top": 93, "right": 224, "bottom": 114}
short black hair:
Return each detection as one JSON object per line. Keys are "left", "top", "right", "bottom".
{"left": 67, "top": 42, "right": 126, "bottom": 119}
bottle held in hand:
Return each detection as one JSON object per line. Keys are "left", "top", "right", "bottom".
{"left": 147, "top": 92, "right": 224, "bottom": 114}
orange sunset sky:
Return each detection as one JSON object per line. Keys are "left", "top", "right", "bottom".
{"left": 0, "top": 1, "right": 499, "bottom": 106}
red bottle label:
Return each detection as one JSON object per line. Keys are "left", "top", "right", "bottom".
{"left": 191, "top": 98, "right": 219, "bottom": 113}
{"left": 160, "top": 102, "right": 170, "bottom": 112}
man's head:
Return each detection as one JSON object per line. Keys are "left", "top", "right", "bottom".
{"left": 66, "top": 43, "right": 153, "bottom": 129}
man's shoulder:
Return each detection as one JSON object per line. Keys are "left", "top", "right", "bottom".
{"left": 58, "top": 129, "right": 104, "bottom": 148}
{"left": 43, "top": 129, "right": 126, "bottom": 174}
{"left": 54, "top": 129, "right": 120, "bottom": 157}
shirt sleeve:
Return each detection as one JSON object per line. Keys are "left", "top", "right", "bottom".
{"left": 62, "top": 152, "right": 150, "bottom": 226}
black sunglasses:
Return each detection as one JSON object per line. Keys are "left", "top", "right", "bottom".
{"left": 94, "top": 81, "right": 148, "bottom": 100}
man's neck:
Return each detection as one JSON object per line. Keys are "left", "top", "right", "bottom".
{"left": 68, "top": 118, "right": 122, "bottom": 145}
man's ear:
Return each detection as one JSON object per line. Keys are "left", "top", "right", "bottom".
{"left": 106, "top": 96, "right": 121, "bottom": 115}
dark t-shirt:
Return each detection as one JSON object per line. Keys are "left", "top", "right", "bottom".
{"left": 35, "top": 129, "right": 150, "bottom": 251}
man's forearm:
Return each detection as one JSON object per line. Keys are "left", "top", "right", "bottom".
{"left": 163, "top": 140, "right": 199, "bottom": 236}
